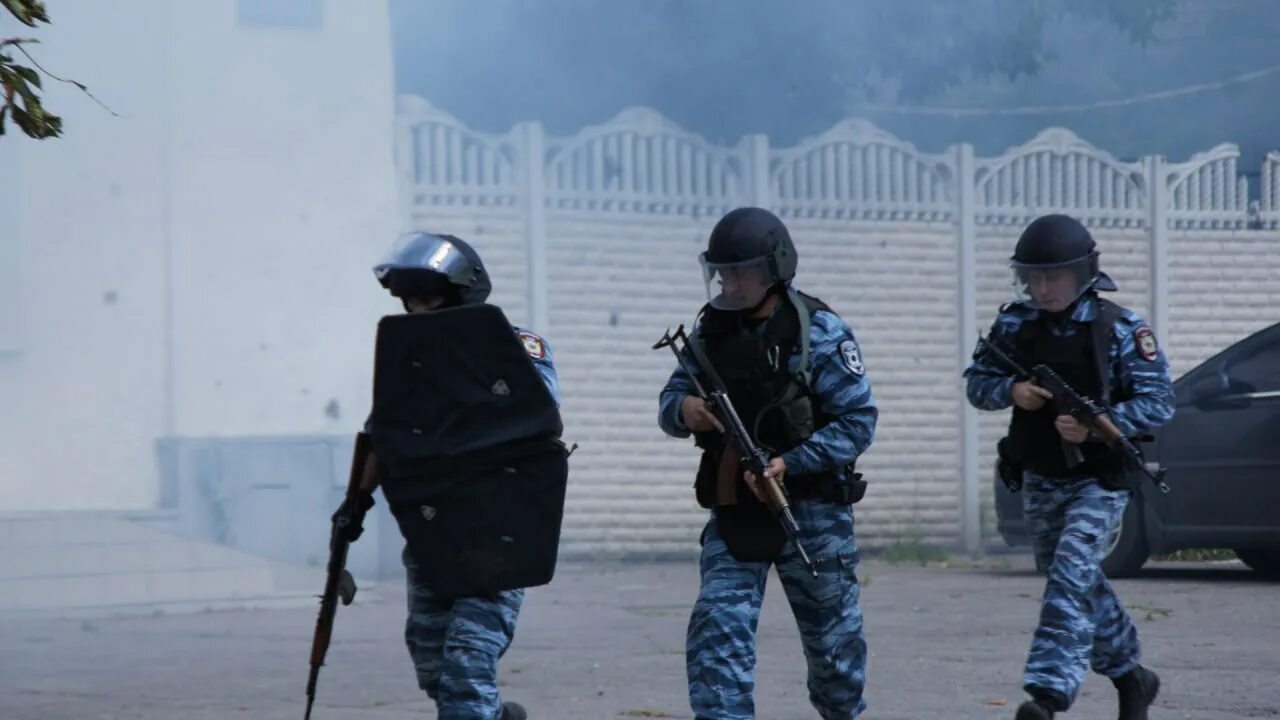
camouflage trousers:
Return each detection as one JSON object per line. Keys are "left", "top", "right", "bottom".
{"left": 687, "top": 500, "right": 867, "bottom": 720}
{"left": 402, "top": 548, "right": 523, "bottom": 720}
{"left": 1021, "top": 473, "right": 1141, "bottom": 709}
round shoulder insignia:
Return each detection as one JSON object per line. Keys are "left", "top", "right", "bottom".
{"left": 517, "top": 330, "right": 546, "bottom": 360}
{"left": 1133, "top": 326, "right": 1159, "bottom": 362}
{"left": 837, "top": 339, "right": 865, "bottom": 376}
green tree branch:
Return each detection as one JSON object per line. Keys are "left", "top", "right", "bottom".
{"left": 2, "top": 0, "right": 114, "bottom": 139}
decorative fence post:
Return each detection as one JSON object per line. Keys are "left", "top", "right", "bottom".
{"left": 518, "top": 121, "right": 549, "bottom": 334}
{"left": 1264, "top": 151, "right": 1280, "bottom": 229}
{"left": 744, "top": 133, "right": 772, "bottom": 209}
{"left": 1145, "top": 155, "right": 1169, "bottom": 339}
{"left": 954, "top": 142, "right": 980, "bottom": 556}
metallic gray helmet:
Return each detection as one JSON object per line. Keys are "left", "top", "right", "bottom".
{"left": 373, "top": 232, "right": 491, "bottom": 306}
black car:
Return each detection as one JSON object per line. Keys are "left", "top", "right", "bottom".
{"left": 994, "top": 321, "right": 1280, "bottom": 578}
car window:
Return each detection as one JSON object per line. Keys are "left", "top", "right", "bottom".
{"left": 1226, "top": 332, "right": 1280, "bottom": 391}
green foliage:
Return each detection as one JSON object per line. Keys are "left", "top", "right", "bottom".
{"left": 1153, "top": 548, "right": 1237, "bottom": 562}
{"left": 881, "top": 531, "right": 951, "bottom": 566}
{"left": 1, "top": 0, "right": 61, "bottom": 138}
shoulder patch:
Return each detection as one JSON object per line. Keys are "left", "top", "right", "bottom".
{"left": 837, "top": 339, "right": 865, "bottom": 376}
{"left": 517, "top": 330, "right": 546, "bottom": 360}
{"left": 1133, "top": 326, "right": 1159, "bottom": 361}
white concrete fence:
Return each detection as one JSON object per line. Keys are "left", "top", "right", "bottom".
{"left": 394, "top": 95, "right": 1280, "bottom": 556}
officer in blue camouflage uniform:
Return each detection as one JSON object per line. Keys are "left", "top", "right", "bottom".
{"left": 658, "top": 207, "right": 878, "bottom": 720}
{"left": 336, "top": 232, "right": 559, "bottom": 720}
{"left": 964, "top": 215, "right": 1173, "bottom": 720}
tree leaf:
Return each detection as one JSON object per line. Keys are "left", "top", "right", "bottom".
{"left": 1, "top": 0, "right": 51, "bottom": 27}
{"left": 15, "top": 64, "right": 39, "bottom": 88}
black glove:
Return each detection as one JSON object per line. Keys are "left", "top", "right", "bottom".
{"left": 331, "top": 491, "right": 376, "bottom": 543}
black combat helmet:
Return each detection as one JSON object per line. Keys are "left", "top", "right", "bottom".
{"left": 1010, "top": 214, "right": 1115, "bottom": 309}
{"left": 700, "top": 207, "right": 797, "bottom": 311}
{"left": 373, "top": 232, "right": 491, "bottom": 306}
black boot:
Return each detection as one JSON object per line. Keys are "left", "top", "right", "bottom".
{"left": 1113, "top": 665, "right": 1160, "bottom": 720}
{"left": 500, "top": 700, "right": 528, "bottom": 720}
{"left": 1015, "top": 699, "right": 1056, "bottom": 720}
{"left": 1016, "top": 687, "right": 1065, "bottom": 720}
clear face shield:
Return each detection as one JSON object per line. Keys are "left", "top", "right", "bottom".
{"left": 374, "top": 233, "right": 476, "bottom": 288}
{"left": 1011, "top": 255, "right": 1097, "bottom": 312}
{"left": 699, "top": 253, "right": 780, "bottom": 311}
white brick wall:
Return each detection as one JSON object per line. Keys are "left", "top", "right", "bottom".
{"left": 390, "top": 205, "right": 1280, "bottom": 559}
{"left": 544, "top": 217, "right": 966, "bottom": 556}
{"left": 794, "top": 222, "right": 960, "bottom": 545}
{"left": 394, "top": 102, "right": 1280, "bottom": 557}
{"left": 546, "top": 216, "right": 709, "bottom": 557}
{"left": 1167, "top": 231, "right": 1280, "bottom": 377}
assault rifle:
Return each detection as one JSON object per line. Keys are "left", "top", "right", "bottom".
{"left": 305, "top": 432, "right": 373, "bottom": 719}
{"left": 655, "top": 325, "right": 819, "bottom": 576}
{"left": 976, "top": 333, "right": 1170, "bottom": 494}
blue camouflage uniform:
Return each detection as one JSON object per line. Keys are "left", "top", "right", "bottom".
{"left": 964, "top": 294, "right": 1174, "bottom": 710}
{"left": 403, "top": 328, "right": 560, "bottom": 720}
{"left": 660, "top": 306, "right": 878, "bottom": 720}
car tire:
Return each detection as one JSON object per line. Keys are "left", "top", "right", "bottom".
{"left": 1100, "top": 494, "right": 1149, "bottom": 578}
{"left": 1234, "top": 548, "right": 1280, "bottom": 580}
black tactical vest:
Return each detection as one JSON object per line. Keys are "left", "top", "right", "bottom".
{"left": 691, "top": 289, "right": 836, "bottom": 561}
{"left": 1008, "top": 298, "right": 1128, "bottom": 480}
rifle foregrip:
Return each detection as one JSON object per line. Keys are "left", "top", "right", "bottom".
{"left": 1092, "top": 414, "right": 1125, "bottom": 443}
{"left": 761, "top": 476, "right": 790, "bottom": 513}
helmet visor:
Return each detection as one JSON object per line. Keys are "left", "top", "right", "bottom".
{"left": 374, "top": 233, "right": 476, "bottom": 288}
{"left": 1010, "top": 256, "right": 1096, "bottom": 311}
{"left": 699, "top": 254, "right": 779, "bottom": 311}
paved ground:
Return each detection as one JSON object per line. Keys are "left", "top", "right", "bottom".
{"left": 3, "top": 555, "right": 1278, "bottom": 720}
